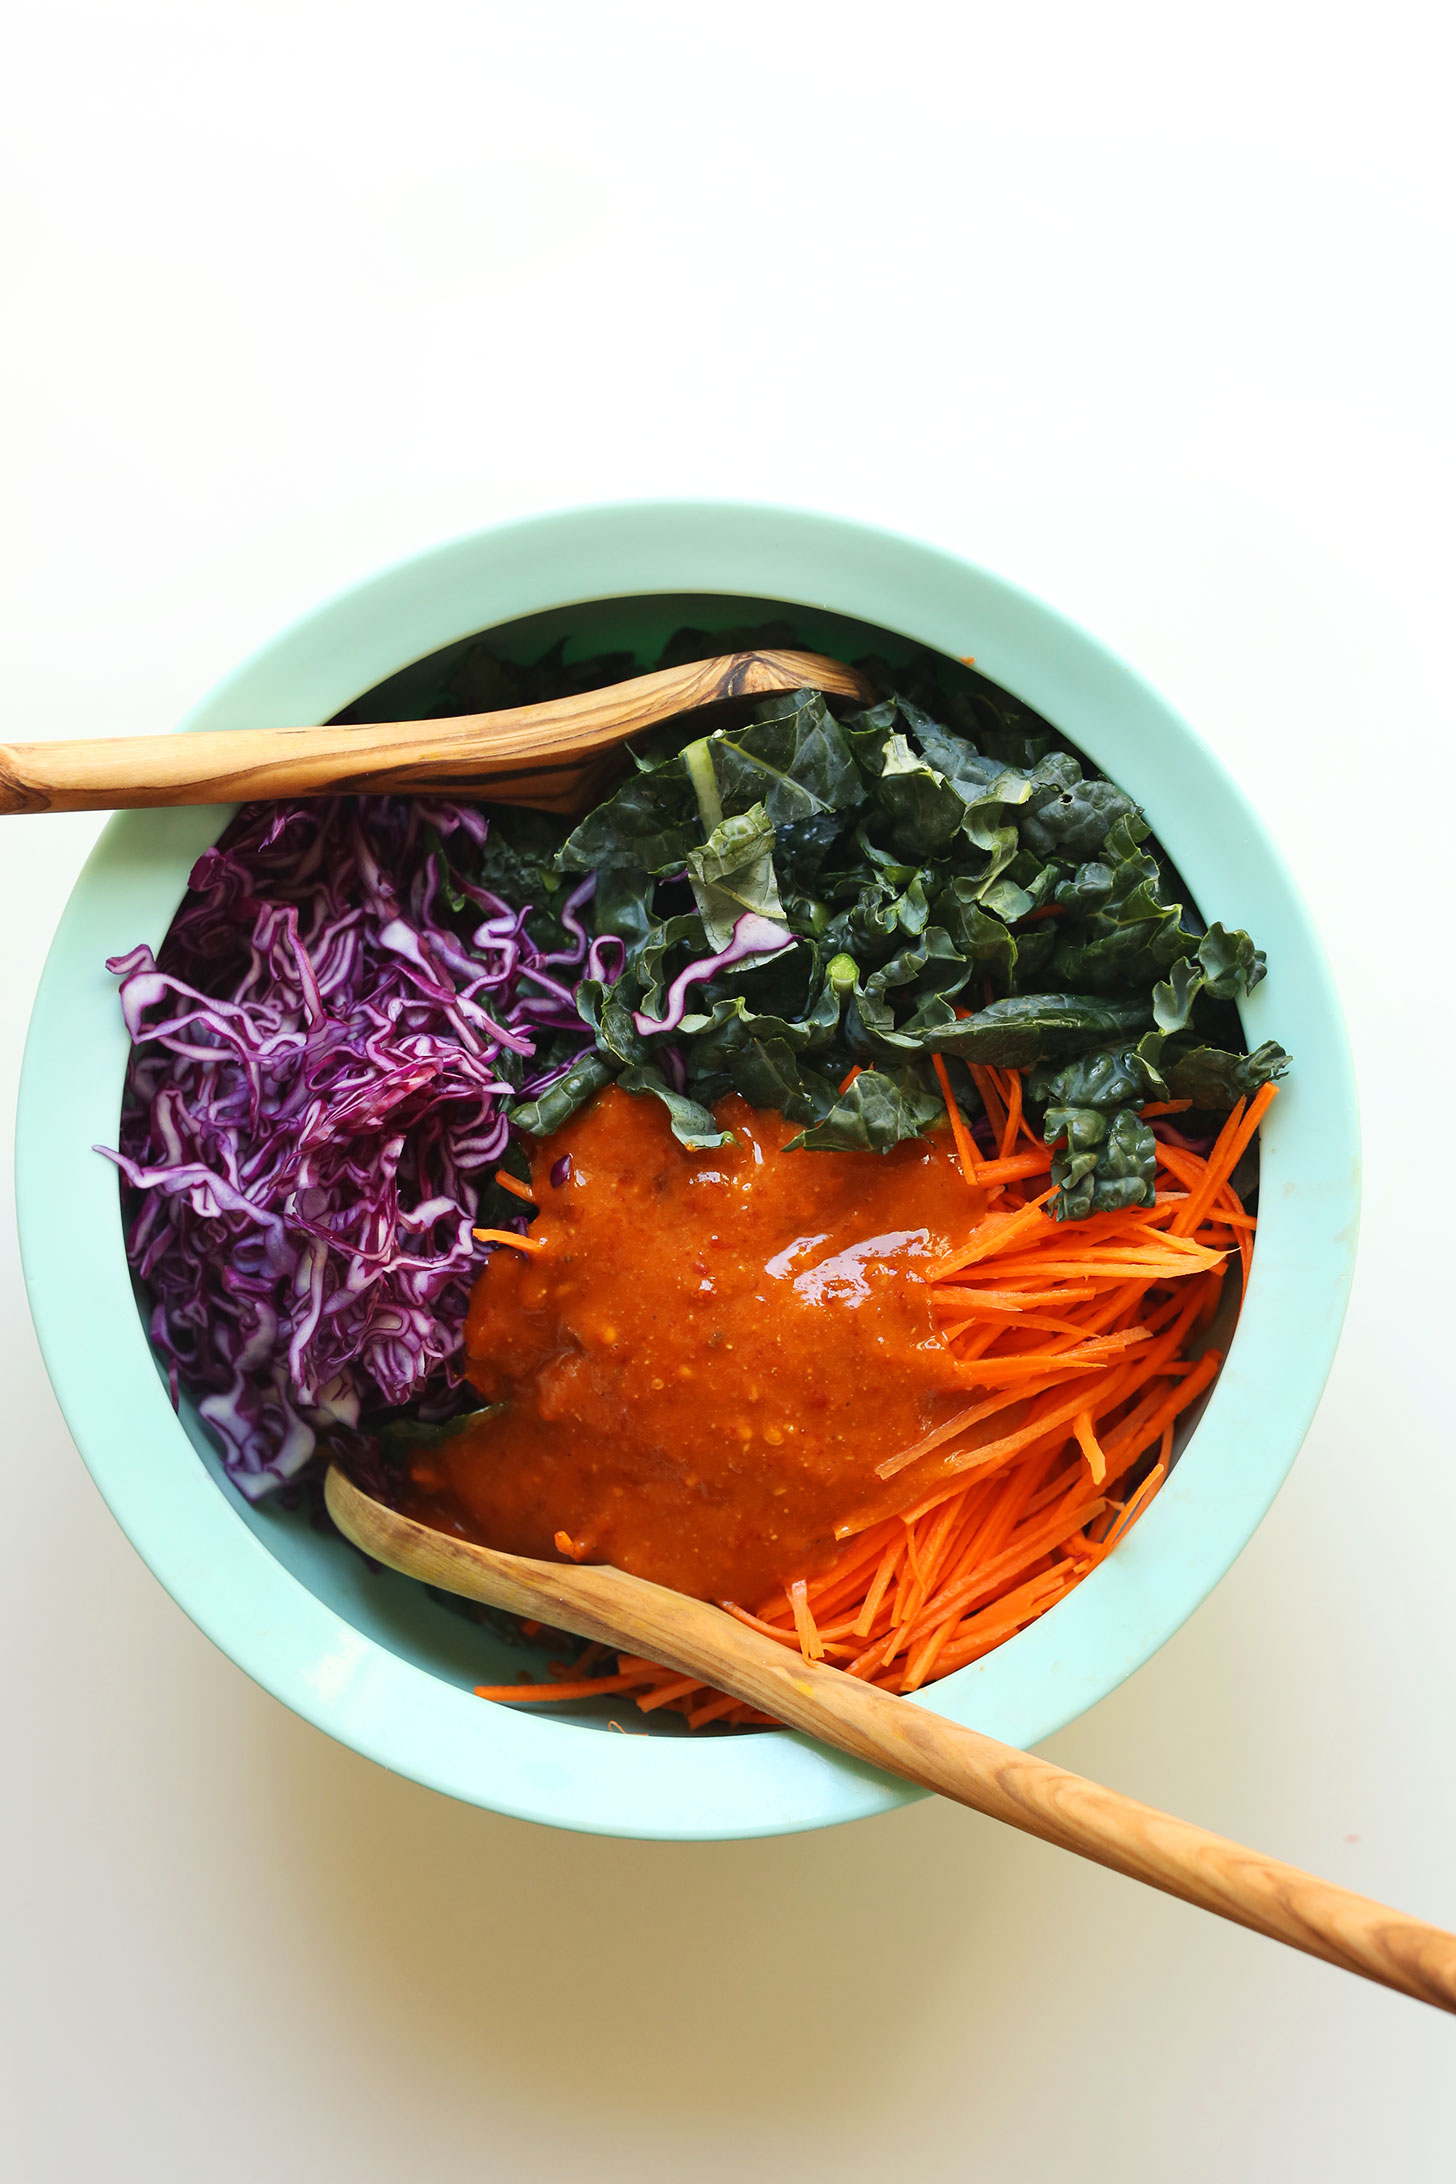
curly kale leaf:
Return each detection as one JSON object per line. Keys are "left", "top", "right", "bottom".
{"left": 615, "top": 1064, "right": 733, "bottom": 1151}
{"left": 705, "top": 689, "right": 864, "bottom": 827}
{"left": 1161, "top": 1040, "right": 1291, "bottom": 1108}
{"left": 1050, "top": 1107, "right": 1158, "bottom": 1220}
{"left": 686, "top": 805, "right": 786, "bottom": 951}
{"left": 1152, "top": 923, "right": 1269, "bottom": 1034}
{"left": 525, "top": 636, "right": 1290, "bottom": 1166}
{"left": 511, "top": 1050, "right": 613, "bottom": 1137}
{"left": 873, "top": 733, "right": 969, "bottom": 857}
{"left": 557, "top": 757, "right": 700, "bottom": 876}
{"left": 786, "top": 1064, "right": 943, "bottom": 1153}
{"left": 1019, "top": 753, "right": 1138, "bottom": 862}
{"left": 1030, "top": 1042, "right": 1170, "bottom": 1111}
{"left": 932, "top": 993, "right": 1153, "bottom": 1068}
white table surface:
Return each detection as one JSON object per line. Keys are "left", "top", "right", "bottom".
{"left": 5, "top": 4, "right": 1453, "bottom": 2175}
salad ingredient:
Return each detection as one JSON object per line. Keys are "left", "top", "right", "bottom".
{"left": 548, "top": 673, "right": 1287, "bottom": 1214}
{"left": 469, "top": 1067, "right": 1263, "bottom": 1725}
{"left": 100, "top": 795, "right": 598, "bottom": 1497}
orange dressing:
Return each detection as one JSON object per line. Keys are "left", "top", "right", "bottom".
{"left": 402, "top": 1086, "right": 987, "bottom": 1602}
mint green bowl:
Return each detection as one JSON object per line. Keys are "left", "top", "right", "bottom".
{"left": 16, "top": 502, "right": 1359, "bottom": 1838}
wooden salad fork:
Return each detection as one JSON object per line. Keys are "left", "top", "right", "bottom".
{"left": 326, "top": 1464, "right": 1456, "bottom": 2016}
{"left": 0, "top": 650, "right": 873, "bottom": 818}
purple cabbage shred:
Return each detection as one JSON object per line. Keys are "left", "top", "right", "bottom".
{"left": 98, "top": 797, "right": 596, "bottom": 1500}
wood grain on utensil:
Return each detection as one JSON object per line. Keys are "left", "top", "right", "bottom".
{"left": 0, "top": 650, "right": 873, "bottom": 816}
{"left": 326, "top": 1466, "right": 1456, "bottom": 2018}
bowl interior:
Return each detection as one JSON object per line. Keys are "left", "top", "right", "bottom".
{"left": 148, "top": 587, "right": 1043, "bottom": 1737}
{"left": 19, "top": 503, "right": 1359, "bottom": 1837}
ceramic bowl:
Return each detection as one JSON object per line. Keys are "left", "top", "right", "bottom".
{"left": 17, "top": 502, "right": 1359, "bottom": 1837}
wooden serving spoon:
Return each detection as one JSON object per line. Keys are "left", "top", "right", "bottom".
{"left": 0, "top": 649, "right": 873, "bottom": 818}
{"left": 325, "top": 1463, "right": 1456, "bottom": 2015}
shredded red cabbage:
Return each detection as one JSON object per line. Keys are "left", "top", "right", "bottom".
{"left": 100, "top": 797, "right": 596, "bottom": 1499}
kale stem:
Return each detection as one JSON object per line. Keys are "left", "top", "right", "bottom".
{"left": 681, "top": 738, "right": 723, "bottom": 837}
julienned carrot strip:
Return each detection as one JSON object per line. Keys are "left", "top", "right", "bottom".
{"left": 899, "top": 1493, "right": 1107, "bottom": 1649}
{"left": 1107, "top": 1347, "right": 1221, "bottom": 1463}
{"left": 879, "top": 1333, "right": 1155, "bottom": 1480}
{"left": 889, "top": 1452, "right": 1060, "bottom": 1650}
{"left": 889, "top": 1496, "right": 959, "bottom": 1633}
{"left": 932, "top": 1051, "right": 980, "bottom": 1186}
{"left": 1073, "top": 1410, "right": 1108, "bottom": 1485}
{"left": 963, "top": 1149, "right": 1053, "bottom": 1185}
{"left": 939, "top": 1306, "right": 1090, "bottom": 1339}
{"left": 722, "top": 1602, "right": 801, "bottom": 1646}
{"left": 1101, "top": 1459, "right": 1168, "bottom": 1548}
{"left": 968, "top": 1063, "right": 1010, "bottom": 1147}
{"left": 914, "top": 1333, "right": 1181, "bottom": 1488}
{"left": 1172, "top": 1082, "right": 1277, "bottom": 1235}
{"left": 473, "top": 1227, "right": 547, "bottom": 1254}
{"left": 788, "top": 1579, "right": 825, "bottom": 1660}
{"left": 493, "top": 1168, "right": 538, "bottom": 1204}
{"left": 685, "top": 1690, "right": 746, "bottom": 1729}
{"left": 474, "top": 1675, "right": 640, "bottom": 1702}
{"left": 910, "top": 1564, "right": 1077, "bottom": 1685}
{"left": 954, "top": 1352, "right": 1108, "bottom": 1386}
{"left": 945, "top": 1324, "right": 1008, "bottom": 1373}
{"left": 932, "top": 1284, "right": 1100, "bottom": 1310}
{"left": 635, "top": 1674, "right": 711, "bottom": 1713}
{"left": 852, "top": 1535, "right": 906, "bottom": 1635}
{"left": 1000, "top": 1069, "right": 1024, "bottom": 1161}
{"left": 927, "top": 1189, "right": 1059, "bottom": 1277}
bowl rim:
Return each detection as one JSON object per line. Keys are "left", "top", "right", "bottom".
{"left": 16, "top": 498, "right": 1361, "bottom": 1838}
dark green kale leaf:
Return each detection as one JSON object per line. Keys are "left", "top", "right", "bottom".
{"left": 933, "top": 994, "right": 1154, "bottom": 1068}
{"left": 1194, "top": 921, "right": 1267, "bottom": 999}
{"left": 615, "top": 1064, "right": 733, "bottom": 1150}
{"left": 1161, "top": 1040, "right": 1291, "bottom": 1108}
{"left": 1030, "top": 1041, "right": 1169, "bottom": 1219}
{"left": 873, "top": 733, "right": 968, "bottom": 857}
{"left": 725, "top": 1038, "right": 838, "bottom": 1122}
{"left": 1019, "top": 753, "right": 1137, "bottom": 862}
{"left": 894, "top": 698, "right": 1010, "bottom": 800}
{"left": 1050, "top": 1109, "right": 1158, "bottom": 1220}
{"left": 1030, "top": 1043, "right": 1170, "bottom": 1111}
{"left": 932, "top": 883, "right": 1019, "bottom": 990}
{"left": 513, "top": 631, "right": 1294, "bottom": 1197}
{"left": 510, "top": 1051, "right": 612, "bottom": 1137}
{"left": 1152, "top": 924, "right": 1269, "bottom": 1034}
{"left": 557, "top": 758, "right": 700, "bottom": 876}
{"left": 704, "top": 690, "right": 864, "bottom": 827}
{"left": 786, "top": 1065, "right": 943, "bottom": 1153}
{"left": 686, "top": 805, "right": 786, "bottom": 950}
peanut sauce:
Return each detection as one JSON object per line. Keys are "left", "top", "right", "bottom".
{"left": 401, "top": 1086, "right": 986, "bottom": 1603}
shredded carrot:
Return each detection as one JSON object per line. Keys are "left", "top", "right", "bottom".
{"left": 999, "top": 1069, "right": 1023, "bottom": 1161}
{"left": 1073, "top": 1410, "right": 1108, "bottom": 1485}
{"left": 838, "top": 1064, "right": 865, "bottom": 1095}
{"left": 968, "top": 1063, "right": 1009, "bottom": 1148}
{"left": 965, "top": 1148, "right": 1053, "bottom": 1185}
{"left": 473, "top": 1675, "right": 639, "bottom": 1702}
{"left": 473, "top": 1227, "right": 548, "bottom": 1254}
{"left": 931, "top": 1052, "right": 979, "bottom": 1186}
{"left": 468, "top": 1068, "right": 1272, "bottom": 1725}
{"left": 493, "top": 1168, "right": 538, "bottom": 1204}
{"left": 787, "top": 1578, "right": 825, "bottom": 1660}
